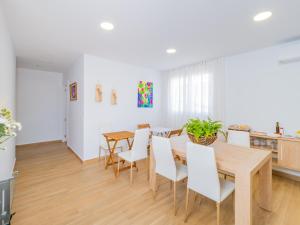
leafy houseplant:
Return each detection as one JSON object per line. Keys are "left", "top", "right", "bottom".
{"left": 0, "top": 108, "right": 21, "bottom": 150}
{"left": 184, "top": 118, "right": 223, "bottom": 145}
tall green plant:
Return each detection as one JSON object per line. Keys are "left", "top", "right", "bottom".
{"left": 184, "top": 118, "right": 224, "bottom": 139}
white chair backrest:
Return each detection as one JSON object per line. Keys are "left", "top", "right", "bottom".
{"left": 227, "top": 130, "right": 250, "bottom": 148}
{"left": 131, "top": 128, "right": 150, "bottom": 159}
{"left": 170, "top": 134, "right": 189, "bottom": 150}
{"left": 186, "top": 142, "right": 221, "bottom": 202}
{"left": 152, "top": 136, "right": 177, "bottom": 180}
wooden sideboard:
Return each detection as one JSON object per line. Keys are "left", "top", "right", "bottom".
{"left": 250, "top": 132, "right": 300, "bottom": 171}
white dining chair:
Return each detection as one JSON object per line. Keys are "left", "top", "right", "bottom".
{"left": 227, "top": 130, "right": 250, "bottom": 148}
{"left": 117, "top": 128, "right": 150, "bottom": 184}
{"left": 152, "top": 136, "right": 188, "bottom": 215}
{"left": 185, "top": 142, "right": 235, "bottom": 225}
{"left": 99, "top": 132, "right": 123, "bottom": 165}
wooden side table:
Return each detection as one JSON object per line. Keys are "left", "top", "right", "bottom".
{"left": 102, "top": 131, "right": 134, "bottom": 176}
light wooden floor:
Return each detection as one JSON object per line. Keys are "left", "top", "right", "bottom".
{"left": 13, "top": 142, "right": 300, "bottom": 225}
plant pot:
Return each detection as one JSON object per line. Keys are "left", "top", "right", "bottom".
{"left": 187, "top": 133, "right": 217, "bottom": 146}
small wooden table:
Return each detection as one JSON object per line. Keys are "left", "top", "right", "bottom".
{"left": 103, "top": 131, "right": 134, "bottom": 176}
{"left": 149, "top": 135, "right": 272, "bottom": 225}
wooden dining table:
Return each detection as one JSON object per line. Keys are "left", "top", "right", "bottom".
{"left": 149, "top": 135, "right": 272, "bottom": 225}
{"left": 102, "top": 131, "right": 134, "bottom": 176}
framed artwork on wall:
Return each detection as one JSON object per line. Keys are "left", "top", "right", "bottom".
{"left": 69, "top": 82, "right": 77, "bottom": 101}
{"left": 138, "top": 81, "right": 153, "bottom": 108}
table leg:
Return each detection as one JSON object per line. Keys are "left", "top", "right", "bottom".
{"left": 104, "top": 137, "right": 111, "bottom": 169}
{"left": 149, "top": 145, "right": 156, "bottom": 190}
{"left": 235, "top": 171, "right": 253, "bottom": 225}
{"left": 258, "top": 158, "right": 272, "bottom": 211}
{"left": 126, "top": 138, "right": 133, "bottom": 150}
{"left": 105, "top": 137, "right": 119, "bottom": 176}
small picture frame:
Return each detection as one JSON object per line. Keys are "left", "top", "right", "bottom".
{"left": 69, "top": 82, "right": 77, "bottom": 101}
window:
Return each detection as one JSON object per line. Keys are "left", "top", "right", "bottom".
{"left": 164, "top": 59, "right": 224, "bottom": 127}
{"left": 169, "top": 73, "right": 209, "bottom": 115}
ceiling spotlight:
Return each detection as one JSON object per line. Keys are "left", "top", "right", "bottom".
{"left": 166, "top": 48, "right": 177, "bottom": 54}
{"left": 253, "top": 11, "right": 272, "bottom": 22}
{"left": 100, "top": 22, "right": 114, "bottom": 31}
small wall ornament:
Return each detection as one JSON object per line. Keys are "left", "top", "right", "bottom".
{"left": 111, "top": 89, "right": 117, "bottom": 105}
{"left": 95, "top": 84, "right": 102, "bottom": 102}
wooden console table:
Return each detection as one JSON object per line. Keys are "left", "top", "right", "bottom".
{"left": 250, "top": 132, "right": 300, "bottom": 171}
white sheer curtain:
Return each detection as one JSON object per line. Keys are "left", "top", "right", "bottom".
{"left": 162, "top": 58, "right": 225, "bottom": 128}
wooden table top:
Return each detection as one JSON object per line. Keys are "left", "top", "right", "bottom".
{"left": 103, "top": 131, "right": 134, "bottom": 140}
{"left": 170, "top": 135, "right": 272, "bottom": 175}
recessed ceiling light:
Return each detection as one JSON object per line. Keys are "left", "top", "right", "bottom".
{"left": 253, "top": 11, "right": 272, "bottom": 22}
{"left": 100, "top": 22, "right": 114, "bottom": 31}
{"left": 166, "top": 48, "right": 176, "bottom": 54}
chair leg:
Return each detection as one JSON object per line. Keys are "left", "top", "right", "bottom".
{"left": 104, "top": 151, "right": 107, "bottom": 167}
{"left": 99, "top": 147, "right": 101, "bottom": 161}
{"left": 152, "top": 173, "right": 157, "bottom": 199}
{"left": 232, "top": 192, "right": 235, "bottom": 210}
{"left": 147, "top": 157, "right": 149, "bottom": 181}
{"left": 194, "top": 192, "right": 198, "bottom": 203}
{"left": 170, "top": 180, "right": 172, "bottom": 190}
{"left": 173, "top": 181, "right": 177, "bottom": 215}
{"left": 117, "top": 157, "right": 120, "bottom": 176}
{"left": 184, "top": 188, "right": 190, "bottom": 222}
{"left": 216, "top": 202, "right": 220, "bottom": 225}
{"left": 130, "top": 162, "right": 133, "bottom": 185}
{"left": 99, "top": 147, "right": 107, "bottom": 166}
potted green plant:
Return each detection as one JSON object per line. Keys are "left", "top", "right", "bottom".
{"left": 183, "top": 118, "right": 224, "bottom": 145}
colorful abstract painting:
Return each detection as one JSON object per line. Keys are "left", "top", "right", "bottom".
{"left": 138, "top": 81, "right": 153, "bottom": 108}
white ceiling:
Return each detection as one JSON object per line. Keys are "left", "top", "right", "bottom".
{"left": 2, "top": 0, "right": 300, "bottom": 72}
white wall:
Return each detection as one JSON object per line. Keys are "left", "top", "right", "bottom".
{"left": 225, "top": 42, "right": 300, "bottom": 135}
{"left": 63, "top": 45, "right": 300, "bottom": 161}
{"left": 0, "top": 4, "right": 16, "bottom": 181}
{"left": 83, "top": 54, "right": 162, "bottom": 160}
{"left": 64, "top": 56, "right": 85, "bottom": 160}
{"left": 16, "top": 68, "right": 64, "bottom": 145}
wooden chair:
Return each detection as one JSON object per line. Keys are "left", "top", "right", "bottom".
{"left": 227, "top": 130, "right": 250, "bottom": 148}
{"left": 137, "top": 124, "right": 152, "bottom": 180}
{"left": 168, "top": 129, "right": 184, "bottom": 162}
{"left": 137, "top": 123, "right": 151, "bottom": 129}
{"left": 167, "top": 129, "right": 183, "bottom": 138}
{"left": 138, "top": 123, "right": 152, "bottom": 148}
{"left": 117, "top": 128, "right": 150, "bottom": 184}
{"left": 223, "top": 130, "right": 251, "bottom": 179}
{"left": 152, "top": 136, "right": 188, "bottom": 215}
{"left": 185, "top": 142, "right": 235, "bottom": 225}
